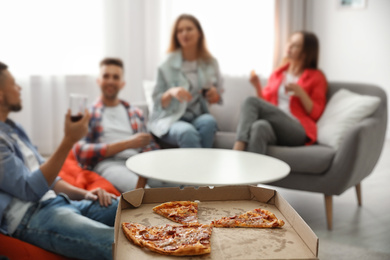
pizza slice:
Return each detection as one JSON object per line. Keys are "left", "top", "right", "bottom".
{"left": 152, "top": 201, "right": 198, "bottom": 224}
{"left": 122, "top": 222, "right": 212, "bottom": 256}
{"left": 211, "top": 208, "right": 285, "bottom": 228}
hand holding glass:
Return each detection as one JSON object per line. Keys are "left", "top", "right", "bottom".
{"left": 69, "top": 94, "right": 87, "bottom": 122}
{"left": 202, "top": 78, "right": 215, "bottom": 97}
{"left": 283, "top": 75, "right": 296, "bottom": 96}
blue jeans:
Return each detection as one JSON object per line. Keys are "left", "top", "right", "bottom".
{"left": 12, "top": 194, "right": 118, "bottom": 260}
{"left": 161, "top": 113, "right": 218, "bottom": 148}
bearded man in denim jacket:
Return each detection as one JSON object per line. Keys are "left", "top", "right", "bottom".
{"left": 0, "top": 62, "right": 118, "bottom": 260}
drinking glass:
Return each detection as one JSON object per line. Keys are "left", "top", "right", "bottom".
{"left": 202, "top": 77, "right": 215, "bottom": 97}
{"left": 69, "top": 94, "right": 87, "bottom": 122}
{"left": 283, "top": 74, "right": 297, "bottom": 96}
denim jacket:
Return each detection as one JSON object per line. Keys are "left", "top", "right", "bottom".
{"left": 149, "top": 50, "right": 223, "bottom": 137}
{"left": 0, "top": 120, "right": 50, "bottom": 234}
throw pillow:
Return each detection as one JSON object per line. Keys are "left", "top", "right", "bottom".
{"left": 142, "top": 80, "right": 156, "bottom": 114}
{"left": 317, "top": 88, "right": 380, "bottom": 149}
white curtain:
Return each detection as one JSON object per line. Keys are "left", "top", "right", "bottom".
{"left": 102, "top": 0, "right": 276, "bottom": 100}
{"left": 273, "top": 0, "right": 307, "bottom": 68}
{"left": 0, "top": 0, "right": 104, "bottom": 76}
{"left": 9, "top": 75, "right": 100, "bottom": 155}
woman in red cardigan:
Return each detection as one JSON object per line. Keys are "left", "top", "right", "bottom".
{"left": 233, "top": 31, "right": 327, "bottom": 153}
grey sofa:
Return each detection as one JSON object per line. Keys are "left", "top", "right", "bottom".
{"left": 140, "top": 78, "right": 387, "bottom": 230}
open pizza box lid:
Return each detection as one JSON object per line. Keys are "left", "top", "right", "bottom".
{"left": 113, "top": 185, "right": 318, "bottom": 260}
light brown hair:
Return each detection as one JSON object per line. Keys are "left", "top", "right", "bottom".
{"left": 167, "top": 14, "right": 213, "bottom": 61}
{"left": 299, "top": 31, "right": 319, "bottom": 70}
{"left": 281, "top": 31, "right": 320, "bottom": 71}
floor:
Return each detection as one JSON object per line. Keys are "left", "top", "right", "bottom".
{"left": 261, "top": 139, "right": 390, "bottom": 260}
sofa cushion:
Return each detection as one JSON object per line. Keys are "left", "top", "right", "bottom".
{"left": 317, "top": 88, "right": 381, "bottom": 149}
{"left": 213, "top": 132, "right": 335, "bottom": 175}
{"left": 142, "top": 80, "right": 156, "bottom": 115}
{"left": 209, "top": 75, "right": 255, "bottom": 132}
{"left": 266, "top": 145, "right": 335, "bottom": 175}
{"left": 213, "top": 131, "right": 236, "bottom": 149}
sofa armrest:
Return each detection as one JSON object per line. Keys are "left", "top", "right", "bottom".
{"left": 324, "top": 116, "right": 384, "bottom": 194}
{"left": 269, "top": 116, "right": 386, "bottom": 195}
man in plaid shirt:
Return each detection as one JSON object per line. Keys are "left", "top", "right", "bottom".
{"left": 73, "top": 58, "right": 161, "bottom": 193}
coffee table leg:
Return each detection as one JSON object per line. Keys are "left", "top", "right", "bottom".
{"left": 136, "top": 177, "right": 147, "bottom": 189}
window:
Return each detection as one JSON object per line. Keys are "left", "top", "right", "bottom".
{"left": 160, "top": 0, "right": 275, "bottom": 76}
{"left": 0, "top": 0, "right": 104, "bottom": 76}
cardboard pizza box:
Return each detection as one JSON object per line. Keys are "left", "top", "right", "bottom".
{"left": 113, "top": 185, "right": 318, "bottom": 260}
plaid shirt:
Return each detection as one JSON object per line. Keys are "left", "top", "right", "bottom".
{"left": 73, "top": 98, "right": 159, "bottom": 169}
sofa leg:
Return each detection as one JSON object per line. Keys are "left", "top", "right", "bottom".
{"left": 355, "top": 183, "right": 362, "bottom": 206}
{"left": 324, "top": 195, "right": 333, "bottom": 230}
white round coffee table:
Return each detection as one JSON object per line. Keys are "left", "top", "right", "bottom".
{"left": 126, "top": 148, "right": 290, "bottom": 187}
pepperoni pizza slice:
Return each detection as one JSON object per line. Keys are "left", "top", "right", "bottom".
{"left": 152, "top": 201, "right": 198, "bottom": 224}
{"left": 122, "top": 222, "right": 212, "bottom": 256}
{"left": 211, "top": 208, "right": 285, "bottom": 228}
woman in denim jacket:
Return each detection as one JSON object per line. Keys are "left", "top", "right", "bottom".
{"left": 149, "top": 14, "right": 223, "bottom": 148}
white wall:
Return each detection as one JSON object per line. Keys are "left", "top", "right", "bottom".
{"left": 305, "top": 0, "right": 390, "bottom": 137}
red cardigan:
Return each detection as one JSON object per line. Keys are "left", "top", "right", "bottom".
{"left": 261, "top": 64, "right": 327, "bottom": 144}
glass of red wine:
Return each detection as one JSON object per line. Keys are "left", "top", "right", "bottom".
{"left": 69, "top": 94, "right": 87, "bottom": 122}
{"left": 202, "top": 77, "right": 216, "bottom": 98}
